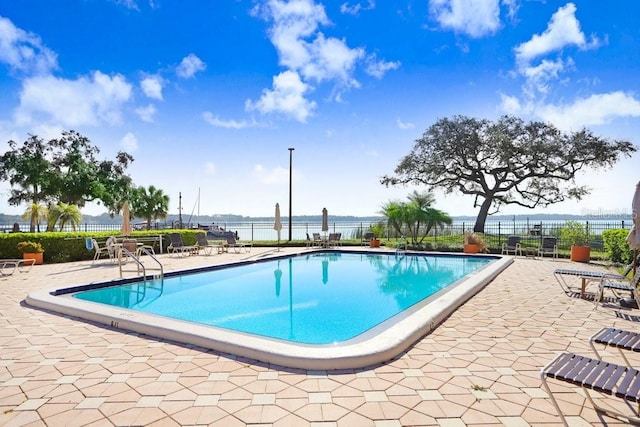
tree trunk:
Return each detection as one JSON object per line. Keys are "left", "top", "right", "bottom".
{"left": 473, "top": 197, "right": 493, "bottom": 233}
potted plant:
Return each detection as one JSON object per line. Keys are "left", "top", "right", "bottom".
{"left": 369, "top": 222, "right": 385, "bottom": 248}
{"left": 560, "top": 220, "right": 590, "bottom": 262}
{"left": 17, "top": 240, "right": 44, "bottom": 265}
{"left": 463, "top": 232, "right": 487, "bottom": 254}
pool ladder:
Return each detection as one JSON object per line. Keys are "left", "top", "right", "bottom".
{"left": 118, "top": 246, "right": 164, "bottom": 280}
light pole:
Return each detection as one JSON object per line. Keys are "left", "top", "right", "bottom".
{"left": 288, "top": 147, "right": 294, "bottom": 242}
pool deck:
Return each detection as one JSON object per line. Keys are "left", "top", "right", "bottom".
{"left": 2, "top": 247, "right": 639, "bottom": 426}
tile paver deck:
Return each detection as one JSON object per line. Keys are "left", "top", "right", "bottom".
{"left": 1, "top": 247, "right": 639, "bottom": 426}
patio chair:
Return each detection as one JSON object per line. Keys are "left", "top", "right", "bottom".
{"left": 362, "top": 232, "right": 374, "bottom": 246}
{"left": 92, "top": 237, "right": 117, "bottom": 263}
{"left": 195, "top": 231, "right": 221, "bottom": 255}
{"left": 540, "top": 351, "right": 640, "bottom": 425}
{"left": 594, "top": 269, "right": 640, "bottom": 309}
{"left": 118, "top": 238, "right": 148, "bottom": 263}
{"left": 538, "top": 237, "right": 558, "bottom": 259}
{"left": 168, "top": 232, "right": 199, "bottom": 256}
{"left": 327, "top": 232, "right": 341, "bottom": 247}
{"left": 312, "top": 233, "right": 324, "bottom": 246}
{"left": 0, "top": 258, "right": 35, "bottom": 276}
{"left": 501, "top": 235, "right": 522, "bottom": 256}
{"left": 225, "top": 234, "right": 252, "bottom": 253}
{"left": 305, "top": 233, "right": 315, "bottom": 248}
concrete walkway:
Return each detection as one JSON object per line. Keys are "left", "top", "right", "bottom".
{"left": 1, "top": 248, "right": 638, "bottom": 426}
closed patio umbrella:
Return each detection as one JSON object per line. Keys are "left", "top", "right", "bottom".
{"left": 321, "top": 207, "right": 328, "bottom": 234}
{"left": 120, "top": 201, "right": 132, "bottom": 236}
{"left": 274, "top": 203, "right": 282, "bottom": 247}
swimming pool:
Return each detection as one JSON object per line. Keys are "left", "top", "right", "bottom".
{"left": 27, "top": 250, "right": 512, "bottom": 369}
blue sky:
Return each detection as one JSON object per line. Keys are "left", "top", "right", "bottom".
{"left": 1, "top": 0, "right": 639, "bottom": 220}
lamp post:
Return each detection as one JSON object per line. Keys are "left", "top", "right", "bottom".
{"left": 288, "top": 147, "right": 294, "bottom": 242}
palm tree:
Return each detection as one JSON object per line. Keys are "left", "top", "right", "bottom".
{"left": 407, "top": 190, "right": 452, "bottom": 244}
{"left": 380, "top": 191, "right": 452, "bottom": 246}
{"left": 47, "top": 202, "right": 82, "bottom": 231}
{"left": 22, "top": 202, "right": 48, "bottom": 233}
{"left": 380, "top": 201, "right": 407, "bottom": 237}
{"left": 132, "top": 185, "right": 170, "bottom": 230}
{"left": 46, "top": 204, "right": 61, "bottom": 231}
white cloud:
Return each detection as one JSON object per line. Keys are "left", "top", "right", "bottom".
{"left": 502, "top": 3, "right": 605, "bottom": 121}
{"left": 15, "top": 71, "right": 132, "bottom": 127}
{"left": 251, "top": 0, "right": 396, "bottom": 120}
{"left": 204, "top": 162, "right": 216, "bottom": 175}
{"left": 135, "top": 104, "right": 157, "bottom": 122}
{"left": 176, "top": 53, "right": 206, "bottom": 79}
{"left": 120, "top": 132, "right": 139, "bottom": 152}
{"left": 265, "top": 0, "right": 329, "bottom": 71}
{"left": 502, "top": 0, "right": 519, "bottom": 23}
{"left": 111, "top": 0, "right": 157, "bottom": 10}
{"left": 202, "top": 112, "right": 256, "bottom": 129}
{"left": 537, "top": 91, "right": 640, "bottom": 132}
{"left": 113, "top": 0, "right": 139, "bottom": 10}
{"left": 340, "top": 1, "right": 375, "bottom": 15}
{"left": 0, "top": 16, "right": 57, "bottom": 75}
{"left": 514, "top": 3, "right": 600, "bottom": 65}
{"left": 303, "top": 34, "right": 365, "bottom": 86}
{"left": 498, "top": 93, "right": 522, "bottom": 115}
{"left": 140, "top": 75, "right": 163, "bottom": 100}
{"left": 366, "top": 55, "right": 401, "bottom": 79}
{"left": 253, "top": 164, "right": 290, "bottom": 185}
{"left": 429, "top": 0, "right": 501, "bottom": 38}
{"left": 246, "top": 70, "right": 316, "bottom": 122}
{"left": 396, "top": 118, "right": 414, "bottom": 130}
{"left": 522, "top": 58, "right": 571, "bottom": 96}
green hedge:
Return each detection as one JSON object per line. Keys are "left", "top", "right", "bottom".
{"left": 602, "top": 229, "right": 634, "bottom": 264}
{"left": 0, "top": 230, "right": 206, "bottom": 263}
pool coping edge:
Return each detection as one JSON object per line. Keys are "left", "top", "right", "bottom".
{"left": 25, "top": 252, "right": 513, "bottom": 370}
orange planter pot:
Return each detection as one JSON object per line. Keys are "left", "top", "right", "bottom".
{"left": 370, "top": 239, "right": 381, "bottom": 248}
{"left": 570, "top": 245, "right": 590, "bottom": 263}
{"left": 23, "top": 252, "right": 43, "bottom": 265}
{"left": 463, "top": 244, "right": 479, "bottom": 254}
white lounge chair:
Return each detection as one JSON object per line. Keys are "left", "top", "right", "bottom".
{"left": 0, "top": 258, "right": 35, "bottom": 276}
{"left": 168, "top": 233, "right": 199, "bottom": 256}
{"left": 225, "top": 234, "right": 252, "bottom": 253}
{"left": 195, "top": 231, "right": 222, "bottom": 255}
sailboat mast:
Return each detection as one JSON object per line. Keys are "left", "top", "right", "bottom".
{"left": 178, "top": 192, "right": 183, "bottom": 228}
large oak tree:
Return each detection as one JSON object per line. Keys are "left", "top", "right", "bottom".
{"left": 381, "top": 115, "right": 637, "bottom": 233}
{"left": 0, "top": 130, "right": 135, "bottom": 219}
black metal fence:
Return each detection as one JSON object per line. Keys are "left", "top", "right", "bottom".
{"left": 3, "top": 220, "right": 631, "bottom": 251}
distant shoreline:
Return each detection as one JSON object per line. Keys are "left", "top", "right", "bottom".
{"left": 0, "top": 212, "right": 632, "bottom": 226}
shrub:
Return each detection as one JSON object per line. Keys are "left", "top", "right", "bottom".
{"left": 464, "top": 232, "right": 488, "bottom": 253}
{"left": 17, "top": 241, "right": 44, "bottom": 253}
{"left": 369, "top": 222, "right": 385, "bottom": 239}
{"left": 603, "top": 229, "right": 634, "bottom": 264}
{"left": 559, "top": 220, "right": 589, "bottom": 246}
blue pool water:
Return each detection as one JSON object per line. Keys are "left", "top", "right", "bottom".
{"left": 73, "top": 252, "right": 492, "bottom": 345}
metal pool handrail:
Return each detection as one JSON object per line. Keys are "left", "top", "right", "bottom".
{"left": 118, "top": 247, "right": 163, "bottom": 280}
